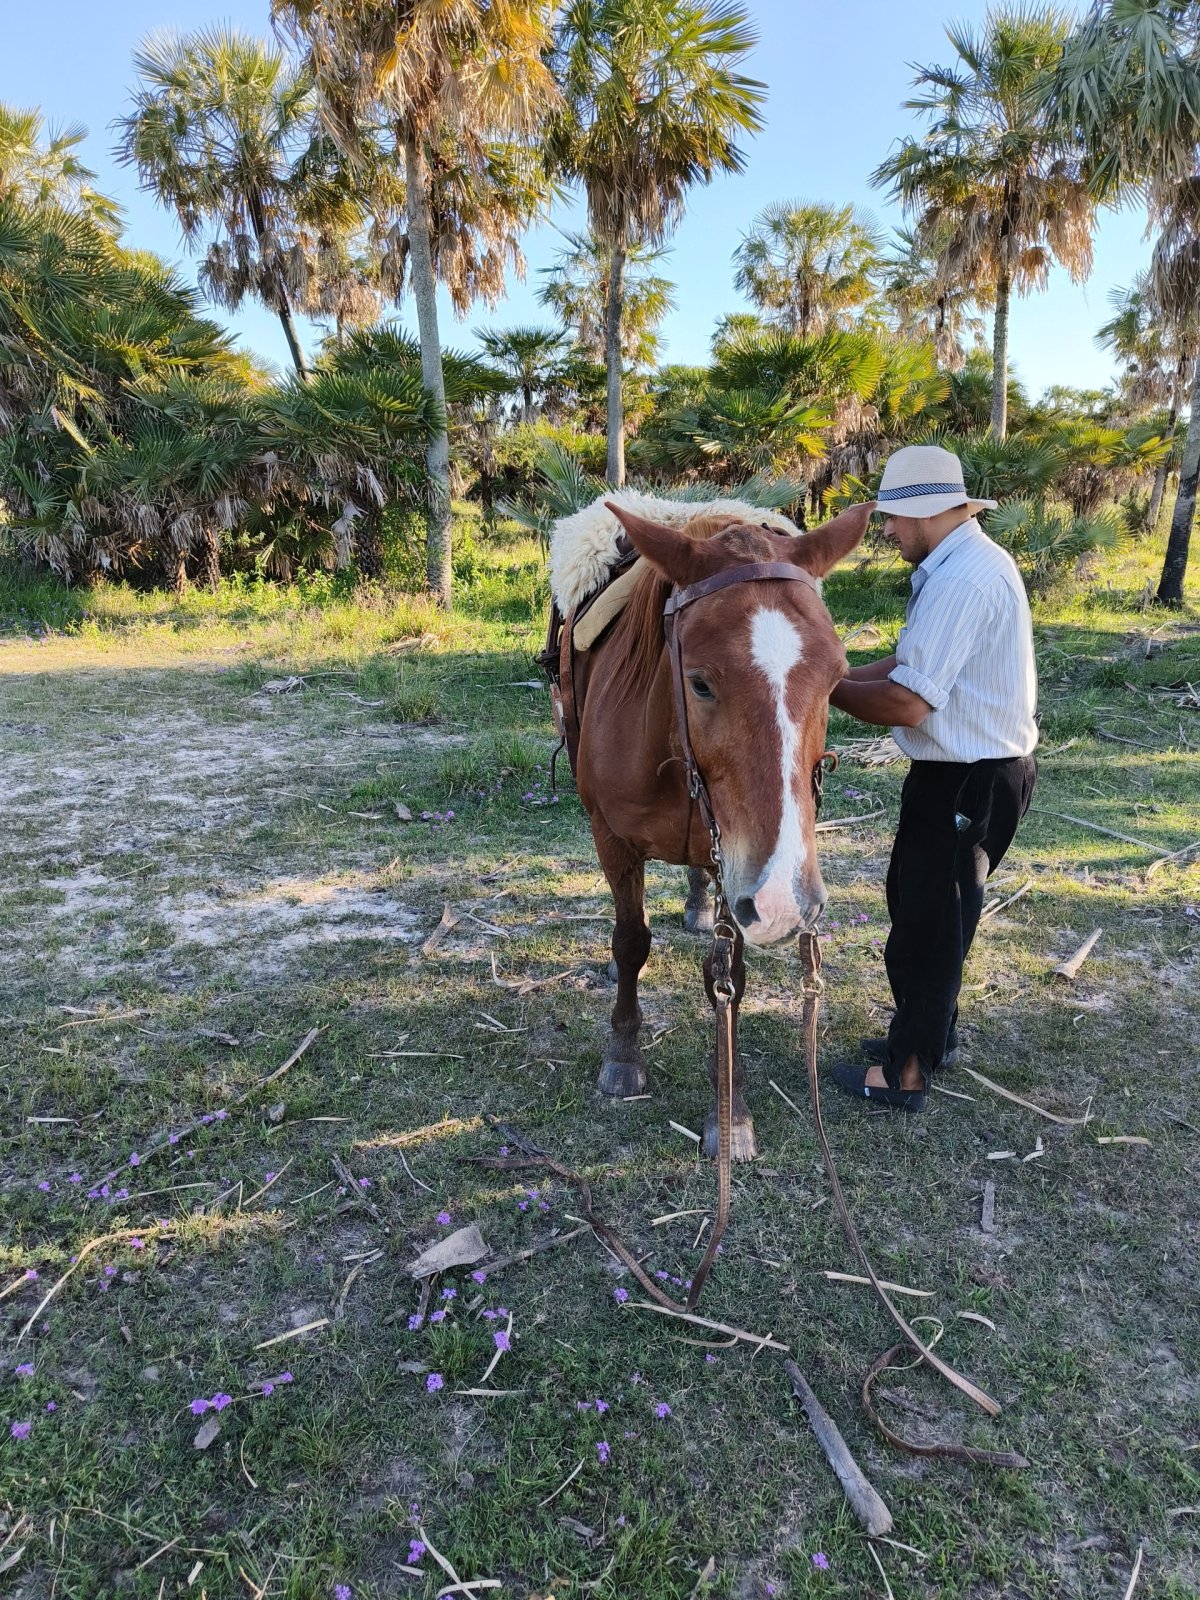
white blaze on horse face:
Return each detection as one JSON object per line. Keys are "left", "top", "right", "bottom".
{"left": 745, "top": 606, "right": 811, "bottom": 942}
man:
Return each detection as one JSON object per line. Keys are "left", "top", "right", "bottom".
{"left": 829, "top": 444, "right": 1038, "bottom": 1112}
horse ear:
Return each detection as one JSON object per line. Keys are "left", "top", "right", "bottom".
{"left": 604, "top": 501, "right": 723, "bottom": 587}
{"left": 791, "top": 502, "right": 875, "bottom": 577}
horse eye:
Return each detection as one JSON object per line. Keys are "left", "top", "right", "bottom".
{"left": 689, "top": 676, "right": 715, "bottom": 701}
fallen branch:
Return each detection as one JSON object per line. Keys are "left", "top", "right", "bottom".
{"left": 784, "top": 1360, "right": 893, "bottom": 1536}
{"left": 333, "top": 1250, "right": 383, "bottom": 1320}
{"left": 1032, "top": 809, "right": 1168, "bottom": 856}
{"left": 1121, "top": 1543, "right": 1145, "bottom": 1600}
{"left": 16, "top": 1225, "right": 174, "bottom": 1346}
{"left": 822, "top": 1271, "right": 933, "bottom": 1301}
{"left": 537, "top": 1459, "right": 584, "bottom": 1509}
{"left": 627, "top": 1301, "right": 788, "bottom": 1351}
{"left": 475, "top": 1226, "right": 587, "bottom": 1277}
{"left": 816, "top": 806, "right": 886, "bottom": 832}
{"left": 1145, "top": 836, "right": 1200, "bottom": 879}
{"left": 960, "top": 1067, "right": 1091, "bottom": 1127}
{"left": 254, "top": 1318, "right": 329, "bottom": 1350}
{"left": 980, "top": 1181, "right": 996, "bottom": 1236}
{"left": 422, "top": 902, "right": 461, "bottom": 957}
{"left": 1054, "top": 929, "right": 1102, "bottom": 982}
{"left": 331, "top": 1155, "right": 388, "bottom": 1232}
{"left": 981, "top": 880, "right": 1033, "bottom": 921}
{"left": 490, "top": 953, "right": 578, "bottom": 995}
{"left": 1096, "top": 1135, "right": 1152, "bottom": 1148}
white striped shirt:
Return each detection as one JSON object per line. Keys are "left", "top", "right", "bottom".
{"left": 889, "top": 518, "right": 1038, "bottom": 763}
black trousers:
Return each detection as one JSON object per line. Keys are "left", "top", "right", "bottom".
{"left": 883, "top": 755, "right": 1037, "bottom": 1087}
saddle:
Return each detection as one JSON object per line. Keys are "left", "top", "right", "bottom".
{"left": 538, "top": 533, "right": 641, "bottom": 781}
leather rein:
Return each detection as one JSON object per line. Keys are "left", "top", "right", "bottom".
{"left": 656, "top": 559, "right": 1023, "bottom": 1467}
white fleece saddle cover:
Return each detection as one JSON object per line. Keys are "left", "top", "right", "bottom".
{"left": 548, "top": 491, "right": 801, "bottom": 617}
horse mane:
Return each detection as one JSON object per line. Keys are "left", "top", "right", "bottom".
{"left": 610, "top": 514, "right": 766, "bottom": 705}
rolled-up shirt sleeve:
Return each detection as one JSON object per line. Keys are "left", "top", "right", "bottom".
{"left": 889, "top": 576, "right": 996, "bottom": 714}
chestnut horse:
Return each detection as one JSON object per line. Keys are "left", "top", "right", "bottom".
{"left": 573, "top": 500, "right": 874, "bottom": 1161}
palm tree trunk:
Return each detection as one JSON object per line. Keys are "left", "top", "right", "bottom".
{"left": 404, "top": 126, "right": 453, "bottom": 607}
{"left": 1149, "top": 356, "right": 1189, "bottom": 531}
{"left": 199, "top": 527, "right": 221, "bottom": 591}
{"left": 353, "top": 509, "right": 386, "bottom": 585}
{"left": 605, "top": 242, "right": 627, "bottom": 488}
{"left": 990, "top": 240, "right": 1011, "bottom": 440}
{"left": 248, "top": 194, "right": 309, "bottom": 381}
{"left": 1155, "top": 349, "right": 1200, "bottom": 606}
{"left": 172, "top": 547, "right": 188, "bottom": 599}
{"left": 522, "top": 383, "right": 534, "bottom": 426}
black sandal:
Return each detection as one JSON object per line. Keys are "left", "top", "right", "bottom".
{"left": 831, "top": 1060, "right": 928, "bottom": 1113}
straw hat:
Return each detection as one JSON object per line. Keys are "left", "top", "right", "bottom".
{"left": 875, "top": 444, "right": 997, "bottom": 518}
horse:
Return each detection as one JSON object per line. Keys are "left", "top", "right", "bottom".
{"left": 566, "top": 498, "right": 874, "bottom": 1161}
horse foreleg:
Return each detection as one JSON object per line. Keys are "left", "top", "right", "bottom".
{"left": 702, "top": 927, "right": 757, "bottom": 1161}
{"left": 596, "top": 847, "right": 651, "bottom": 1098}
{"left": 683, "top": 866, "right": 715, "bottom": 934}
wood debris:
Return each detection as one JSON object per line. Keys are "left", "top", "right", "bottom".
{"left": 980, "top": 1181, "right": 996, "bottom": 1235}
{"left": 1096, "top": 1135, "right": 1152, "bottom": 1147}
{"left": 784, "top": 1359, "right": 893, "bottom": 1536}
{"left": 407, "top": 1225, "right": 489, "bottom": 1279}
{"left": 822, "top": 1271, "right": 933, "bottom": 1300}
{"left": 1054, "top": 928, "right": 1103, "bottom": 981}
{"left": 422, "top": 902, "right": 461, "bottom": 956}
{"left": 962, "top": 1068, "right": 1092, "bottom": 1127}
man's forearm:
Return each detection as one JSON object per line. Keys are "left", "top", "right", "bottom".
{"left": 844, "top": 653, "right": 898, "bottom": 683}
{"left": 830, "top": 673, "right": 930, "bottom": 728}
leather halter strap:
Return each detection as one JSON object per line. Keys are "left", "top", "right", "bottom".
{"left": 662, "top": 561, "right": 824, "bottom": 847}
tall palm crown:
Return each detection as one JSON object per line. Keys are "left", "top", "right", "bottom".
{"left": 538, "top": 232, "right": 676, "bottom": 368}
{"left": 547, "top": 0, "right": 765, "bottom": 485}
{"left": 881, "top": 224, "right": 989, "bottom": 371}
{"left": 474, "top": 325, "right": 568, "bottom": 423}
{"left": 273, "top": 0, "right": 560, "bottom": 604}
{"left": 872, "top": 4, "right": 1096, "bottom": 439}
{"left": 117, "top": 29, "right": 319, "bottom": 378}
{"left": 0, "top": 104, "right": 119, "bottom": 227}
{"left": 1051, "top": 0, "right": 1200, "bottom": 603}
{"left": 733, "top": 200, "right": 883, "bottom": 338}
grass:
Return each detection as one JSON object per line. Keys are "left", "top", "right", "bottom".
{"left": 1, "top": 521, "right": 1198, "bottom": 1600}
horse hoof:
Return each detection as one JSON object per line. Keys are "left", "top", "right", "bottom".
{"left": 597, "top": 1058, "right": 648, "bottom": 1097}
{"left": 703, "top": 1111, "right": 758, "bottom": 1162}
{"left": 683, "top": 903, "right": 715, "bottom": 935}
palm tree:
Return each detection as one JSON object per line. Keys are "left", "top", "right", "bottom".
{"left": 1097, "top": 274, "right": 1197, "bottom": 532}
{"left": 118, "top": 29, "right": 320, "bottom": 380}
{"left": 733, "top": 200, "right": 884, "bottom": 337}
{"left": 881, "top": 224, "right": 990, "bottom": 371}
{"left": 547, "top": 0, "right": 765, "bottom": 487}
{"left": 538, "top": 231, "right": 676, "bottom": 371}
{"left": 1052, "top": 0, "right": 1200, "bottom": 604}
{"left": 274, "top": 1, "right": 559, "bottom": 608}
{"left": 475, "top": 326, "right": 568, "bottom": 424}
{"left": 0, "top": 104, "right": 119, "bottom": 227}
{"left": 873, "top": 4, "right": 1098, "bottom": 439}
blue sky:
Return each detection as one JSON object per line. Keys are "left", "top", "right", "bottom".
{"left": 6, "top": 0, "right": 1150, "bottom": 394}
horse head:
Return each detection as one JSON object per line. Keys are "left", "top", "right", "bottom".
{"left": 605, "top": 500, "right": 874, "bottom": 945}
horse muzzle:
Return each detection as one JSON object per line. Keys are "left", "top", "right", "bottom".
{"left": 726, "top": 870, "right": 827, "bottom": 947}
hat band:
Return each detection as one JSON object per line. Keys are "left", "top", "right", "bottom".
{"left": 878, "top": 481, "right": 968, "bottom": 502}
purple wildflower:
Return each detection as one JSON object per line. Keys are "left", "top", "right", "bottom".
{"left": 14, "top": 1364, "right": 34, "bottom": 1378}
{"left": 129, "top": 1238, "right": 145, "bottom": 1250}
{"left": 426, "top": 1373, "right": 444, "bottom": 1393}
{"left": 441, "top": 1288, "right": 456, "bottom": 1299}
{"left": 45, "top": 1401, "right": 56, "bottom": 1412}
{"left": 168, "top": 1133, "right": 180, "bottom": 1144}
{"left": 595, "top": 1398, "right": 609, "bottom": 1413}
{"left": 37, "top": 1181, "right": 50, "bottom": 1192}
{"left": 261, "top": 1382, "right": 275, "bottom": 1397}
{"left": 69, "top": 1173, "right": 82, "bottom": 1184}
{"left": 10, "top": 1421, "right": 31, "bottom": 1441}
{"left": 705, "top": 1353, "right": 717, "bottom": 1364}
{"left": 190, "top": 1398, "right": 210, "bottom": 1415}
{"left": 613, "top": 1287, "right": 629, "bottom": 1304}
{"left": 812, "top": 1553, "right": 830, "bottom": 1571}
{"left": 595, "top": 1440, "right": 610, "bottom": 1464}
{"left": 129, "top": 1152, "right": 140, "bottom": 1167}
{"left": 471, "top": 1270, "right": 487, "bottom": 1285}
{"left": 498, "top": 1145, "right": 510, "bottom": 1156}
{"left": 436, "top": 1211, "right": 452, "bottom": 1225}
{"left": 358, "top": 1177, "right": 371, "bottom": 1188}
{"left": 654, "top": 1402, "right": 671, "bottom": 1420}
{"left": 429, "top": 1310, "right": 446, "bottom": 1324}
{"left": 335, "top": 1587, "right": 351, "bottom": 1600}
{"left": 24, "top": 1269, "right": 37, "bottom": 1281}
{"left": 103, "top": 1265, "right": 116, "bottom": 1277}
{"left": 278, "top": 1373, "right": 293, "bottom": 1384}
{"left": 210, "top": 1393, "right": 234, "bottom": 1411}
{"left": 517, "top": 1201, "right": 528, "bottom": 1211}
{"left": 493, "top": 1331, "right": 511, "bottom": 1353}
{"left": 407, "top": 1314, "right": 424, "bottom": 1331}
{"left": 408, "top": 1540, "right": 426, "bottom": 1564}
{"left": 214, "top": 1110, "right": 228, "bottom": 1121}
{"left": 654, "top": 1270, "right": 669, "bottom": 1281}
{"left": 766, "top": 1586, "right": 777, "bottom": 1597}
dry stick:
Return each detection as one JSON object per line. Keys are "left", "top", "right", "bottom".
{"left": 254, "top": 1318, "right": 329, "bottom": 1350}
{"left": 867, "top": 1541, "right": 897, "bottom": 1600}
{"left": 436, "top": 1584, "right": 501, "bottom": 1598}
{"left": 1032, "top": 808, "right": 1168, "bottom": 855}
{"left": 816, "top": 806, "right": 886, "bottom": 832}
{"left": 981, "top": 880, "right": 1033, "bottom": 920}
{"left": 960, "top": 1067, "right": 1092, "bottom": 1127}
{"left": 397, "top": 1148, "right": 433, "bottom": 1193}
{"left": 476, "top": 1312, "right": 513, "bottom": 1386}
{"left": 1146, "top": 836, "right": 1200, "bottom": 877}
{"left": 537, "top": 1459, "right": 584, "bottom": 1509}
{"left": 331, "top": 1154, "right": 388, "bottom": 1231}
{"left": 1054, "top": 928, "right": 1103, "bottom": 981}
{"left": 16, "top": 1225, "right": 173, "bottom": 1346}
{"left": 784, "top": 1360, "right": 893, "bottom": 1536}
{"left": 628, "top": 1301, "right": 789, "bottom": 1351}
{"left": 333, "top": 1251, "right": 383, "bottom": 1321}
{"left": 1122, "top": 1543, "right": 1145, "bottom": 1600}
{"left": 981, "top": 1181, "right": 997, "bottom": 1236}
{"left": 823, "top": 1271, "right": 934, "bottom": 1300}
{"left": 417, "top": 1525, "right": 487, "bottom": 1600}
{"left": 477, "top": 1226, "right": 588, "bottom": 1277}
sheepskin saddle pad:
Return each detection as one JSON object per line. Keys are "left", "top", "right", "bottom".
{"left": 548, "top": 492, "right": 801, "bottom": 650}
